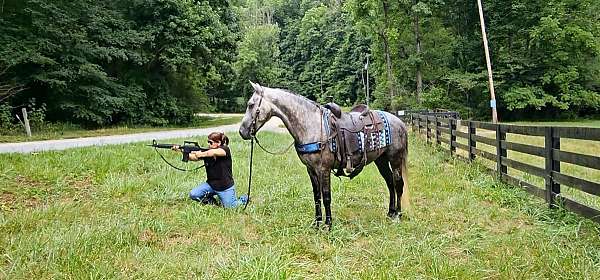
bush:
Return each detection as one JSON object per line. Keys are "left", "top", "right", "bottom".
{"left": 0, "top": 103, "right": 18, "bottom": 133}
{"left": 0, "top": 100, "right": 49, "bottom": 135}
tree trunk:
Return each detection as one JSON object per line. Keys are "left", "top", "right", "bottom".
{"left": 382, "top": 0, "right": 397, "bottom": 100}
{"left": 413, "top": 1, "right": 422, "bottom": 103}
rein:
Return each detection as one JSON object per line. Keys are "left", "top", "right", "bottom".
{"left": 254, "top": 136, "right": 295, "bottom": 155}
{"left": 153, "top": 147, "right": 205, "bottom": 172}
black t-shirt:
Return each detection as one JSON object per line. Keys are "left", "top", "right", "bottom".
{"left": 203, "top": 145, "right": 234, "bottom": 191}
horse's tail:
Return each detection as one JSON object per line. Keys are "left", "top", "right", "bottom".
{"left": 400, "top": 131, "right": 410, "bottom": 212}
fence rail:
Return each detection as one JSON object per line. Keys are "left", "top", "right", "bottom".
{"left": 408, "top": 113, "right": 600, "bottom": 224}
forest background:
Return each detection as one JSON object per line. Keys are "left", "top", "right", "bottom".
{"left": 1, "top": 0, "right": 599, "bottom": 129}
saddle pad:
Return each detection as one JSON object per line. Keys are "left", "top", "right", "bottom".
{"left": 324, "top": 110, "right": 392, "bottom": 154}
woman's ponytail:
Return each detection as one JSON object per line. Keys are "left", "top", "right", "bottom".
{"left": 221, "top": 133, "right": 229, "bottom": 146}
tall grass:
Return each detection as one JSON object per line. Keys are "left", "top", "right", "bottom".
{"left": 1, "top": 132, "right": 599, "bottom": 279}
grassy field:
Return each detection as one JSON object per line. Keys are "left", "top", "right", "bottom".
{"left": 0, "top": 116, "right": 243, "bottom": 143}
{"left": 1, "top": 132, "right": 600, "bottom": 279}
{"left": 509, "top": 120, "right": 600, "bottom": 128}
{"left": 443, "top": 120, "right": 600, "bottom": 210}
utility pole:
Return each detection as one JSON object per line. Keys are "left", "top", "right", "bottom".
{"left": 477, "top": 0, "right": 498, "bottom": 123}
{"left": 365, "top": 55, "right": 370, "bottom": 107}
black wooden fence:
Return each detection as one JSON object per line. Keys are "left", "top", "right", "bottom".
{"left": 409, "top": 113, "right": 600, "bottom": 224}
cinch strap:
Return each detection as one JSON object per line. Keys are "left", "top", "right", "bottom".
{"left": 295, "top": 142, "right": 322, "bottom": 154}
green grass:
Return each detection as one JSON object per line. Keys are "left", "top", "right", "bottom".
{"left": 0, "top": 116, "right": 243, "bottom": 143}
{"left": 1, "top": 132, "right": 600, "bottom": 279}
{"left": 449, "top": 120, "right": 600, "bottom": 210}
{"left": 509, "top": 120, "right": 600, "bottom": 128}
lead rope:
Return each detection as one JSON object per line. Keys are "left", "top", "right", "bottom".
{"left": 244, "top": 136, "right": 255, "bottom": 210}
{"left": 244, "top": 98, "right": 262, "bottom": 211}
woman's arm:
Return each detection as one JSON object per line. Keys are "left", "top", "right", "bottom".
{"left": 188, "top": 148, "right": 226, "bottom": 161}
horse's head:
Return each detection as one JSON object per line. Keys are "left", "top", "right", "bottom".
{"left": 239, "top": 81, "right": 275, "bottom": 140}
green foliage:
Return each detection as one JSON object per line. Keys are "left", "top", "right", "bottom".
{"left": 234, "top": 24, "right": 283, "bottom": 90}
{"left": 344, "top": 0, "right": 600, "bottom": 119}
{"left": 2, "top": 0, "right": 599, "bottom": 127}
{"left": 0, "top": 0, "right": 237, "bottom": 126}
{"left": 277, "top": 3, "right": 370, "bottom": 105}
{"left": 0, "top": 104, "right": 18, "bottom": 132}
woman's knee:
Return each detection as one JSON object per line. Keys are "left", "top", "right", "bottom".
{"left": 218, "top": 186, "right": 239, "bottom": 208}
{"left": 190, "top": 182, "right": 212, "bottom": 200}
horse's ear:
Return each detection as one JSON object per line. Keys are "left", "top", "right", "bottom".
{"left": 249, "top": 80, "right": 264, "bottom": 95}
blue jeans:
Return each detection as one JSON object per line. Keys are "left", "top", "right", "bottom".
{"left": 189, "top": 182, "right": 247, "bottom": 208}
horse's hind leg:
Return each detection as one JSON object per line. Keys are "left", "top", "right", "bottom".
{"left": 375, "top": 157, "right": 398, "bottom": 218}
{"left": 390, "top": 155, "right": 408, "bottom": 216}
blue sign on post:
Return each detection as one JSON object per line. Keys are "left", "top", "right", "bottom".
{"left": 490, "top": 99, "right": 496, "bottom": 108}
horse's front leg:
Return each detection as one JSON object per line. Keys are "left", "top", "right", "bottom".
{"left": 307, "top": 167, "right": 322, "bottom": 227}
{"left": 320, "top": 169, "right": 333, "bottom": 229}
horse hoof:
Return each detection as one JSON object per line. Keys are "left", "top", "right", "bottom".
{"left": 387, "top": 211, "right": 399, "bottom": 219}
{"left": 311, "top": 220, "right": 322, "bottom": 228}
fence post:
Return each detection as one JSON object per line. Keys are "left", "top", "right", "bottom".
{"left": 426, "top": 116, "right": 430, "bottom": 144}
{"left": 21, "top": 108, "right": 32, "bottom": 138}
{"left": 450, "top": 118, "right": 457, "bottom": 156}
{"left": 435, "top": 116, "right": 440, "bottom": 145}
{"left": 448, "top": 118, "right": 458, "bottom": 155}
{"left": 415, "top": 115, "right": 418, "bottom": 134}
{"left": 496, "top": 124, "right": 507, "bottom": 177}
{"left": 468, "top": 121, "right": 476, "bottom": 161}
{"left": 545, "top": 127, "right": 561, "bottom": 208}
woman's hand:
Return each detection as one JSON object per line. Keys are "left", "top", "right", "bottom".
{"left": 171, "top": 145, "right": 181, "bottom": 152}
{"left": 189, "top": 151, "right": 206, "bottom": 161}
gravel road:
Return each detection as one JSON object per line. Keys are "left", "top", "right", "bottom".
{"left": 0, "top": 116, "right": 286, "bottom": 154}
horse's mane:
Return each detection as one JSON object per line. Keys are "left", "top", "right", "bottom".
{"left": 267, "top": 87, "right": 322, "bottom": 109}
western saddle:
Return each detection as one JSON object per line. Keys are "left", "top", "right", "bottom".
{"left": 324, "top": 102, "right": 388, "bottom": 178}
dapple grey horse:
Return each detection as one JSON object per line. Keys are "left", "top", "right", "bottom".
{"left": 239, "top": 81, "right": 409, "bottom": 229}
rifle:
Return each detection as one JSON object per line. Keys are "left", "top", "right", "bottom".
{"left": 148, "top": 139, "right": 209, "bottom": 162}
{"left": 148, "top": 139, "right": 209, "bottom": 171}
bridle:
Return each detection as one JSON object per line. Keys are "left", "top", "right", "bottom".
{"left": 250, "top": 93, "right": 264, "bottom": 137}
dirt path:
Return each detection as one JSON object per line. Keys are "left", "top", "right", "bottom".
{"left": 0, "top": 116, "right": 286, "bottom": 154}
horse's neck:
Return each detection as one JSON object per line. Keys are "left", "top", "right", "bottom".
{"left": 266, "top": 91, "right": 323, "bottom": 144}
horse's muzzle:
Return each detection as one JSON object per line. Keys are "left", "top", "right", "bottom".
{"left": 239, "top": 127, "right": 252, "bottom": 140}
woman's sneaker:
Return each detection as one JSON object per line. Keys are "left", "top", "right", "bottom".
{"left": 201, "top": 195, "right": 219, "bottom": 206}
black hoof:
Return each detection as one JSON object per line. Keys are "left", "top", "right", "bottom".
{"left": 387, "top": 210, "right": 399, "bottom": 219}
{"left": 324, "top": 218, "right": 332, "bottom": 231}
{"left": 311, "top": 219, "right": 322, "bottom": 228}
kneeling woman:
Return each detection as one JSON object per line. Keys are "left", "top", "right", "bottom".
{"left": 175, "top": 132, "right": 248, "bottom": 208}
